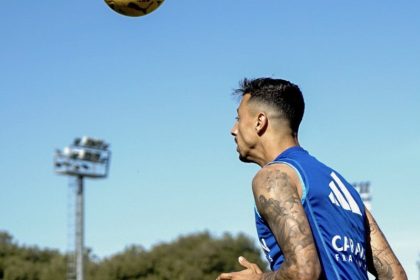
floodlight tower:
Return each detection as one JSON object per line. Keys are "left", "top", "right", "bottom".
{"left": 54, "top": 137, "right": 111, "bottom": 280}
{"left": 353, "top": 181, "right": 372, "bottom": 211}
{"left": 417, "top": 254, "right": 420, "bottom": 280}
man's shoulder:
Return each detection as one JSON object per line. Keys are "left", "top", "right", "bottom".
{"left": 252, "top": 163, "right": 300, "bottom": 194}
{"left": 253, "top": 163, "right": 293, "bottom": 181}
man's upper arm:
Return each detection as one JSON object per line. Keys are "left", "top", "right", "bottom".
{"left": 253, "top": 164, "right": 320, "bottom": 280}
{"left": 365, "top": 209, "right": 407, "bottom": 280}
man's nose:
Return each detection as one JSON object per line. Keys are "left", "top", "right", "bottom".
{"left": 230, "top": 123, "right": 237, "bottom": 136}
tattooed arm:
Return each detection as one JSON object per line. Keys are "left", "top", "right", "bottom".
{"left": 216, "top": 164, "right": 320, "bottom": 280}
{"left": 254, "top": 164, "right": 320, "bottom": 280}
{"left": 365, "top": 209, "right": 407, "bottom": 280}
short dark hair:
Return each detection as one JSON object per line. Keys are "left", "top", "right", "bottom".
{"left": 234, "top": 77, "right": 305, "bottom": 135}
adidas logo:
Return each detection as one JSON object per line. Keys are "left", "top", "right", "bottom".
{"left": 328, "top": 172, "right": 362, "bottom": 216}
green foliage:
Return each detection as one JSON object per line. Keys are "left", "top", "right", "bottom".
{"left": 0, "top": 231, "right": 266, "bottom": 280}
{"left": 0, "top": 232, "right": 66, "bottom": 280}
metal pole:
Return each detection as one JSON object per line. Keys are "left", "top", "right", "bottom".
{"left": 417, "top": 254, "right": 420, "bottom": 280}
{"left": 75, "top": 176, "right": 84, "bottom": 280}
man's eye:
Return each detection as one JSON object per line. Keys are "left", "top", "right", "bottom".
{"left": 235, "top": 117, "right": 239, "bottom": 121}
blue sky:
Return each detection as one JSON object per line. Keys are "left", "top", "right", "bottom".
{"left": 1, "top": 0, "right": 419, "bottom": 278}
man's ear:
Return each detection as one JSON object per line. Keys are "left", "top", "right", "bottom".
{"left": 255, "top": 112, "right": 268, "bottom": 135}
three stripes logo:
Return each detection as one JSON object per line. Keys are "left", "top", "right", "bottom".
{"left": 328, "top": 172, "right": 362, "bottom": 215}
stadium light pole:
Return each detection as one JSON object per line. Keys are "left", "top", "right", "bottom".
{"left": 417, "top": 253, "right": 420, "bottom": 280}
{"left": 54, "top": 136, "right": 111, "bottom": 280}
{"left": 352, "top": 181, "right": 372, "bottom": 211}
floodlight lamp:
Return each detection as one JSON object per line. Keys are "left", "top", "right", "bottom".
{"left": 79, "top": 136, "right": 107, "bottom": 150}
{"left": 74, "top": 138, "right": 81, "bottom": 146}
{"left": 63, "top": 147, "right": 72, "bottom": 156}
{"left": 54, "top": 136, "right": 111, "bottom": 178}
{"left": 78, "top": 150, "right": 87, "bottom": 160}
{"left": 78, "top": 150, "right": 102, "bottom": 162}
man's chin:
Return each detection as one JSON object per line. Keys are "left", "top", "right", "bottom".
{"left": 239, "top": 154, "right": 252, "bottom": 163}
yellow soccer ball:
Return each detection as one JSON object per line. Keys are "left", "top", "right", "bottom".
{"left": 104, "top": 0, "right": 164, "bottom": 17}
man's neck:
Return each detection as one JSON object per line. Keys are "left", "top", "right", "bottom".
{"left": 258, "top": 136, "right": 299, "bottom": 167}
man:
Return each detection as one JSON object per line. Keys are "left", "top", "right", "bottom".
{"left": 217, "top": 78, "right": 406, "bottom": 280}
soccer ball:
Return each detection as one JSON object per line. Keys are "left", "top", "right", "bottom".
{"left": 104, "top": 0, "right": 164, "bottom": 17}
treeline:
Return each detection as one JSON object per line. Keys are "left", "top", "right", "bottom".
{"left": 0, "top": 231, "right": 266, "bottom": 280}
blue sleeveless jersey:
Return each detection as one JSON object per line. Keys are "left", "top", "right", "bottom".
{"left": 255, "top": 146, "right": 368, "bottom": 280}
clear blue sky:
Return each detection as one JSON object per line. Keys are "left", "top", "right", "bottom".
{"left": 1, "top": 0, "right": 419, "bottom": 278}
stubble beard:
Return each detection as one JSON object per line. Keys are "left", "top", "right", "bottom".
{"left": 239, "top": 153, "right": 253, "bottom": 163}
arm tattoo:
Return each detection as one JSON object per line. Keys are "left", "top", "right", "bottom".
{"left": 369, "top": 220, "right": 395, "bottom": 279}
{"left": 255, "top": 170, "right": 319, "bottom": 280}
{"left": 366, "top": 211, "right": 407, "bottom": 279}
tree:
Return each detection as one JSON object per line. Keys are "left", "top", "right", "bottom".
{"left": 0, "top": 231, "right": 65, "bottom": 280}
{"left": 0, "top": 231, "right": 266, "bottom": 280}
{"left": 91, "top": 232, "right": 266, "bottom": 280}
